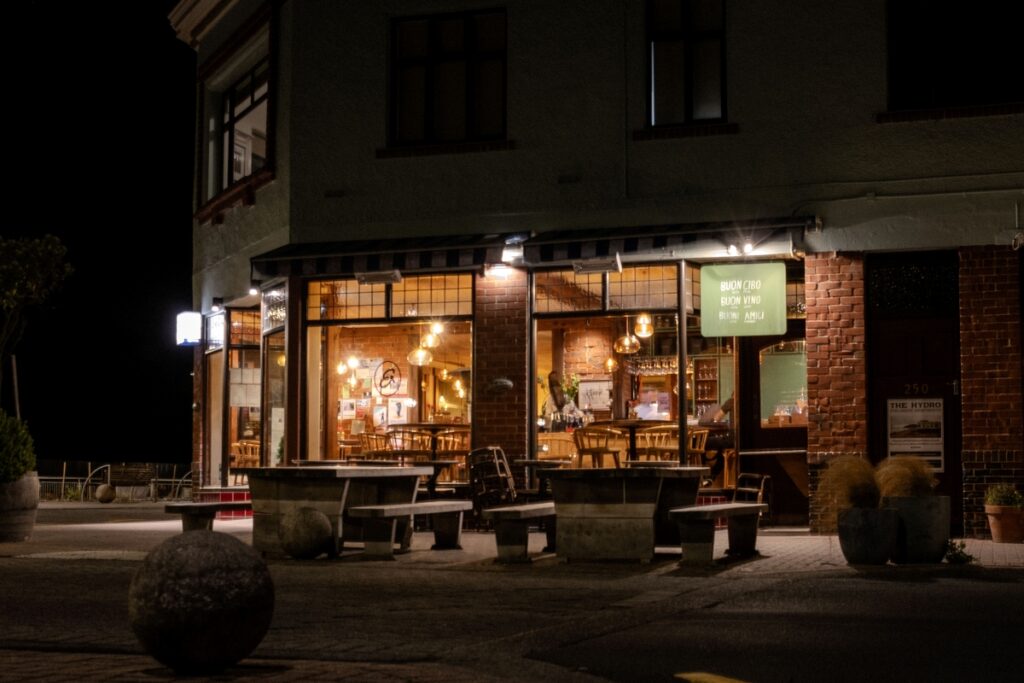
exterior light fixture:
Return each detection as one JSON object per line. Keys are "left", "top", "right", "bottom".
{"left": 634, "top": 313, "right": 654, "bottom": 338}
{"left": 211, "top": 297, "right": 224, "bottom": 312}
{"left": 727, "top": 244, "right": 739, "bottom": 256}
{"left": 407, "top": 346, "right": 433, "bottom": 366}
{"left": 248, "top": 280, "right": 260, "bottom": 296}
{"left": 572, "top": 252, "right": 622, "bottom": 274}
{"left": 501, "top": 234, "right": 528, "bottom": 264}
{"left": 175, "top": 312, "right": 202, "bottom": 346}
{"left": 484, "top": 263, "right": 513, "bottom": 278}
{"left": 355, "top": 269, "right": 402, "bottom": 284}
{"left": 743, "top": 242, "right": 754, "bottom": 254}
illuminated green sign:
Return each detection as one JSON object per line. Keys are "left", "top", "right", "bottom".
{"left": 700, "top": 262, "right": 787, "bottom": 337}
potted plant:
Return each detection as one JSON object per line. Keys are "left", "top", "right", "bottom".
{"left": 0, "top": 411, "right": 40, "bottom": 542}
{"left": 877, "top": 456, "right": 949, "bottom": 564}
{"left": 984, "top": 483, "right": 1024, "bottom": 543}
{"left": 819, "top": 455, "right": 897, "bottom": 565}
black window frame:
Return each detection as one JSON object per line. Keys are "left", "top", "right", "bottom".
{"left": 388, "top": 8, "right": 508, "bottom": 147}
{"left": 646, "top": 0, "right": 727, "bottom": 127}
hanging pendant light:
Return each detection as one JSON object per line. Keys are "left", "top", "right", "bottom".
{"left": 613, "top": 316, "right": 641, "bottom": 354}
{"left": 634, "top": 312, "right": 654, "bottom": 339}
{"left": 336, "top": 360, "right": 349, "bottom": 375}
{"left": 407, "top": 346, "right": 433, "bottom": 366}
{"left": 604, "top": 357, "right": 619, "bottom": 372}
{"left": 420, "top": 331, "right": 441, "bottom": 349}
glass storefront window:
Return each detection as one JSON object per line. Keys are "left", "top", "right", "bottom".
{"left": 758, "top": 340, "right": 808, "bottom": 428}
{"left": 306, "top": 321, "right": 473, "bottom": 461}
{"left": 262, "top": 330, "right": 286, "bottom": 465}
{"left": 227, "top": 309, "right": 261, "bottom": 481}
{"left": 609, "top": 265, "right": 678, "bottom": 309}
{"left": 392, "top": 274, "right": 473, "bottom": 317}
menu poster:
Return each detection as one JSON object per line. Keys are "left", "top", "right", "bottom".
{"left": 700, "top": 262, "right": 787, "bottom": 337}
{"left": 887, "top": 398, "right": 944, "bottom": 472}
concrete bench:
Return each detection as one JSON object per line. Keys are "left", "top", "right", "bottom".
{"left": 668, "top": 503, "right": 768, "bottom": 566}
{"left": 165, "top": 501, "right": 252, "bottom": 532}
{"left": 481, "top": 501, "right": 556, "bottom": 563}
{"left": 348, "top": 499, "right": 473, "bottom": 559}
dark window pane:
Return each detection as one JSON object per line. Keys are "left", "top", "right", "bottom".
{"left": 692, "top": 39, "right": 722, "bottom": 119}
{"left": 473, "top": 59, "right": 505, "bottom": 136}
{"left": 438, "top": 18, "right": 464, "bottom": 53}
{"left": 690, "top": 0, "right": 722, "bottom": 31}
{"left": 434, "top": 61, "right": 467, "bottom": 140}
{"left": 397, "top": 20, "right": 429, "bottom": 58}
{"left": 650, "top": 0, "right": 683, "bottom": 30}
{"left": 396, "top": 66, "right": 426, "bottom": 142}
{"left": 652, "top": 41, "right": 686, "bottom": 124}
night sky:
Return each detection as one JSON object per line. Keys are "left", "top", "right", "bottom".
{"left": 3, "top": 3, "right": 197, "bottom": 464}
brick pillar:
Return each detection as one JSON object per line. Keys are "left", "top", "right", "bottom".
{"left": 805, "top": 253, "right": 868, "bottom": 533}
{"left": 959, "top": 246, "right": 1024, "bottom": 538}
{"left": 473, "top": 268, "right": 530, "bottom": 460}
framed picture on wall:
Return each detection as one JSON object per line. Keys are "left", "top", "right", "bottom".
{"left": 388, "top": 397, "right": 409, "bottom": 424}
{"left": 579, "top": 379, "right": 613, "bottom": 411}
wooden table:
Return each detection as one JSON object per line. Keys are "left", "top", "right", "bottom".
{"left": 240, "top": 465, "right": 432, "bottom": 557}
{"left": 540, "top": 466, "right": 707, "bottom": 561}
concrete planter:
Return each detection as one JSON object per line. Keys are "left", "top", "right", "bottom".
{"left": 837, "top": 507, "right": 898, "bottom": 565}
{"left": 883, "top": 495, "right": 950, "bottom": 564}
{"left": 984, "top": 504, "right": 1024, "bottom": 543}
{"left": 0, "top": 472, "right": 40, "bottom": 542}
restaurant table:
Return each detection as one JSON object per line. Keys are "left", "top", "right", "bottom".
{"left": 239, "top": 465, "right": 432, "bottom": 557}
{"left": 513, "top": 458, "right": 572, "bottom": 496}
{"left": 540, "top": 466, "right": 708, "bottom": 561}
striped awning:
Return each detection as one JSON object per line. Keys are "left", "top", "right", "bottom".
{"left": 251, "top": 217, "right": 815, "bottom": 279}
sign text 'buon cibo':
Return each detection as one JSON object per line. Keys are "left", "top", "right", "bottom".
{"left": 700, "top": 262, "right": 787, "bottom": 337}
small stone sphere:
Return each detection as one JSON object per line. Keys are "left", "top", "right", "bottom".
{"left": 278, "top": 506, "right": 333, "bottom": 559}
{"left": 128, "top": 531, "right": 274, "bottom": 675}
{"left": 95, "top": 484, "right": 115, "bottom": 504}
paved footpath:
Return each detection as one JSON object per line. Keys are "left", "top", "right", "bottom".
{"left": 1, "top": 503, "right": 1021, "bottom": 682}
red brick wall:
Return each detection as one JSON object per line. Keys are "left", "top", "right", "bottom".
{"left": 805, "top": 252, "right": 868, "bottom": 532}
{"left": 473, "top": 268, "right": 530, "bottom": 460}
{"left": 959, "top": 246, "right": 1024, "bottom": 537}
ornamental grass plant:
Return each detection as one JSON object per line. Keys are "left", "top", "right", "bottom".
{"left": 817, "top": 455, "right": 880, "bottom": 533}
{"left": 876, "top": 456, "right": 935, "bottom": 498}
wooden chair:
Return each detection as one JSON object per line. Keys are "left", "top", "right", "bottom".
{"left": 686, "top": 429, "right": 709, "bottom": 466}
{"left": 435, "top": 427, "right": 471, "bottom": 482}
{"left": 635, "top": 424, "right": 679, "bottom": 462}
{"left": 734, "top": 473, "right": 773, "bottom": 525}
{"left": 572, "top": 426, "right": 623, "bottom": 468}
{"left": 537, "top": 432, "right": 577, "bottom": 460}
{"left": 387, "top": 428, "right": 433, "bottom": 463}
{"left": 359, "top": 432, "right": 392, "bottom": 459}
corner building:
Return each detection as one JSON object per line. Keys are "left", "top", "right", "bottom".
{"left": 171, "top": 0, "right": 1024, "bottom": 537}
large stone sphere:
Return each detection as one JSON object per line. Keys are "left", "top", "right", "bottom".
{"left": 95, "top": 484, "right": 115, "bottom": 504}
{"left": 128, "top": 530, "right": 274, "bottom": 674}
{"left": 278, "top": 506, "right": 333, "bottom": 559}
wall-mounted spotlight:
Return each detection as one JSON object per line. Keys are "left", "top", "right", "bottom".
{"left": 572, "top": 252, "right": 622, "bottom": 274}
{"left": 211, "top": 297, "right": 224, "bottom": 312}
{"left": 248, "top": 280, "right": 260, "bottom": 296}
{"left": 355, "top": 269, "right": 402, "bottom": 284}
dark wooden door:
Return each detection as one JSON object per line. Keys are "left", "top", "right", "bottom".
{"left": 867, "top": 251, "right": 962, "bottom": 533}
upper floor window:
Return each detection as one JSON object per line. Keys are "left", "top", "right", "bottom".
{"left": 647, "top": 0, "right": 725, "bottom": 126}
{"left": 390, "top": 9, "right": 507, "bottom": 146}
{"left": 200, "top": 24, "right": 270, "bottom": 203}
{"left": 887, "top": 0, "right": 1024, "bottom": 111}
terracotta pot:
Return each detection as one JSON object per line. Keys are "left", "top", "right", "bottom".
{"left": 837, "top": 506, "right": 898, "bottom": 565}
{"left": 0, "top": 472, "right": 40, "bottom": 542}
{"left": 985, "top": 504, "right": 1024, "bottom": 543}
